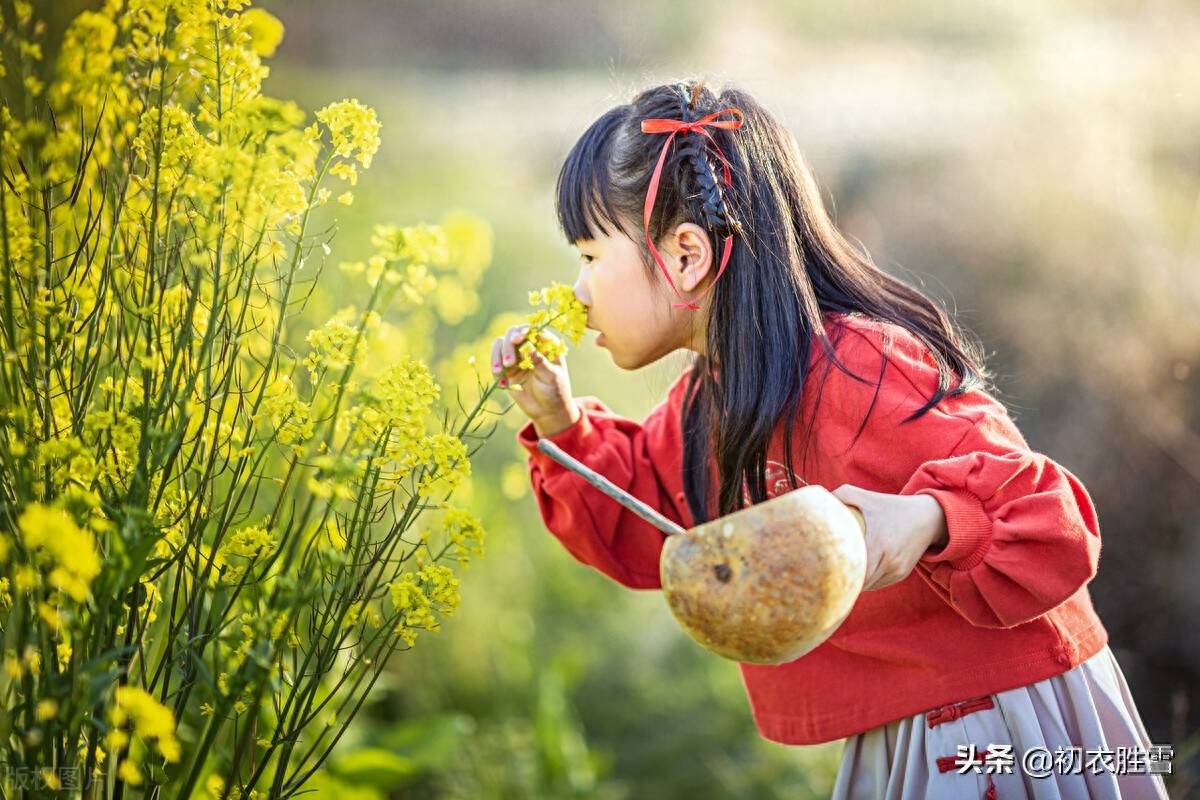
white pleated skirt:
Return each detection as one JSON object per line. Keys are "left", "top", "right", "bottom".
{"left": 832, "top": 646, "right": 1169, "bottom": 800}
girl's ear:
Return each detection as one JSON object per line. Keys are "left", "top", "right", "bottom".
{"left": 668, "top": 222, "right": 715, "bottom": 296}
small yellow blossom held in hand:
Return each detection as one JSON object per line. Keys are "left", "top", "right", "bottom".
{"left": 511, "top": 282, "right": 588, "bottom": 377}
{"left": 528, "top": 282, "right": 588, "bottom": 346}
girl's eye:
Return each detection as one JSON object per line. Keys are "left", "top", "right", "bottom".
{"left": 580, "top": 255, "right": 595, "bottom": 265}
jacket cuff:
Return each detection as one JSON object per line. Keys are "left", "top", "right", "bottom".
{"left": 518, "top": 408, "right": 597, "bottom": 470}
{"left": 917, "top": 487, "right": 992, "bottom": 571}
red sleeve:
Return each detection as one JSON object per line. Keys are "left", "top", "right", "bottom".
{"left": 812, "top": 319, "right": 1102, "bottom": 629}
{"left": 905, "top": 417, "right": 1101, "bottom": 629}
{"left": 516, "top": 375, "right": 693, "bottom": 589}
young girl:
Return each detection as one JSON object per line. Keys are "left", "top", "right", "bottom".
{"left": 491, "top": 81, "right": 1168, "bottom": 800}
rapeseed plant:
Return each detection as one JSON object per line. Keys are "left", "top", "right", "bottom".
{"left": 0, "top": 1, "right": 587, "bottom": 796}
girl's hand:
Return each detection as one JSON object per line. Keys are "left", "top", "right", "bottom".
{"left": 491, "top": 325, "right": 581, "bottom": 438}
{"left": 831, "top": 485, "right": 949, "bottom": 591}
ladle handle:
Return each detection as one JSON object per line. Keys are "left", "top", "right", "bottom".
{"left": 536, "top": 439, "right": 688, "bottom": 537}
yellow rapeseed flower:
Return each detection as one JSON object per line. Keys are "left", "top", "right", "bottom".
{"left": 118, "top": 760, "right": 142, "bottom": 786}
{"left": 305, "top": 316, "right": 367, "bottom": 384}
{"left": 516, "top": 282, "right": 588, "bottom": 372}
{"left": 17, "top": 503, "right": 101, "bottom": 602}
{"left": 531, "top": 281, "right": 588, "bottom": 346}
{"left": 240, "top": 8, "right": 284, "bottom": 57}
{"left": 220, "top": 525, "right": 277, "bottom": 561}
{"left": 109, "top": 686, "right": 182, "bottom": 765}
{"left": 443, "top": 507, "right": 486, "bottom": 566}
{"left": 315, "top": 99, "right": 381, "bottom": 168}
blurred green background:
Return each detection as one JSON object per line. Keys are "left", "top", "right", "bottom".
{"left": 47, "top": 0, "right": 1200, "bottom": 796}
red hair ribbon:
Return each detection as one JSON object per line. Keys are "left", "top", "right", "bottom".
{"left": 640, "top": 107, "right": 744, "bottom": 310}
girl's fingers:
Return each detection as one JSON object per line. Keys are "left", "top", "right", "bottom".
{"left": 500, "top": 326, "right": 519, "bottom": 369}
{"left": 832, "top": 484, "right": 867, "bottom": 508}
{"left": 833, "top": 484, "right": 883, "bottom": 590}
{"left": 501, "top": 325, "right": 531, "bottom": 371}
{"left": 490, "top": 336, "right": 504, "bottom": 378}
{"left": 527, "top": 346, "right": 565, "bottom": 379}
{"left": 492, "top": 326, "right": 545, "bottom": 388}
{"left": 528, "top": 329, "right": 565, "bottom": 367}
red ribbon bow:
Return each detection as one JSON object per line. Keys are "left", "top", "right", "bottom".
{"left": 640, "top": 108, "right": 744, "bottom": 310}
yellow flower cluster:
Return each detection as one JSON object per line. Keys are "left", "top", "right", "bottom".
{"left": 315, "top": 99, "right": 381, "bottom": 169}
{"left": 410, "top": 434, "right": 471, "bottom": 498}
{"left": 1, "top": 2, "right": 500, "bottom": 790}
{"left": 443, "top": 508, "right": 486, "bottom": 568}
{"left": 81, "top": 399, "right": 143, "bottom": 489}
{"left": 341, "top": 223, "right": 450, "bottom": 302}
{"left": 305, "top": 451, "right": 362, "bottom": 501}
{"left": 529, "top": 282, "right": 588, "bottom": 344}
{"left": 258, "top": 376, "right": 314, "bottom": 447}
{"left": 374, "top": 222, "right": 448, "bottom": 266}
{"left": 107, "top": 686, "right": 182, "bottom": 786}
{"left": 388, "top": 563, "right": 461, "bottom": 646}
{"left": 343, "top": 357, "right": 473, "bottom": 497}
{"left": 241, "top": 7, "right": 284, "bottom": 57}
{"left": 0, "top": 157, "right": 35, "bottom": 277}
{"left": 209, "top": 525, "right": 276, "bottom": 584}
{"left": 220, "top": 525, "right": 276, "bottom": 560}
{"left": 130, "top": 104, "right": 205, "bottom": 198}
{"left": 113, "top": 581, "right": 160, "bottom": 637}
{"left": 373, "top": 357, "right": 439, "bottom": 443}
{"left": 304, "top": 315, "right": 369, "bottom": 385}
{"left": 16, "top": 504, "right": 101, "bottom": 603}
{"left": 206, "top": 773, "right": 270, "bottom": 800}
{"left": 49, "top": 9, "right": 124, "bottom": 143}
{"left": 34, "top": 436, "right": 100, "bottom": 496}
{"left": 518, "top": 282, "right": 589, "bottom": 369}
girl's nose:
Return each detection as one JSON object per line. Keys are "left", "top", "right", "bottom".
{"left": 572, "top": 270, "right": 591, "bottom": 307}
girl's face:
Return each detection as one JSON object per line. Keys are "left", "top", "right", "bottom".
{"left": 572, "top": 228, "right": 705, "bottom": 369}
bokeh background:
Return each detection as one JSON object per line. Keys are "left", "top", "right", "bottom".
{"left": 47, "top": 0, "right": 1200, "bottom": 797}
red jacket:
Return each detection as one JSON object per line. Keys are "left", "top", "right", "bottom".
{"left": 518, "top": 314, "right": 1107, "bottom": 745}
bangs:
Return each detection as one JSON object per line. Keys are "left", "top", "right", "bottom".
{"left": 555, "top": 106, "right": 627, "bottom": 243}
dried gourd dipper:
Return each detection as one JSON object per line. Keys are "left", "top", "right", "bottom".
{"left": 537, "top": 440, "right": 867, "bottom": 665}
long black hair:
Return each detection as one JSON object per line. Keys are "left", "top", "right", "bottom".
{"left": 556, "top": 81, "right": 988, "bottom": 523}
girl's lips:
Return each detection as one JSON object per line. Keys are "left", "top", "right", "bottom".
{"left": 595, "top": 332, "right": 606, "bottom": 347}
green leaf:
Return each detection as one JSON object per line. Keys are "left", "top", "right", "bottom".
{"left": 378, "top": 712, "right": 474, "bottom": 771}
{"left": 328, "top": 748, "right": 418, "bottom": 791}
{"left": 293, "top": 770, "right": 386, "bottom": 800}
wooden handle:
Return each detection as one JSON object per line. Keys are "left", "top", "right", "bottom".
{"left": 536, "top": 439, "right": 687, "bottom": 537}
